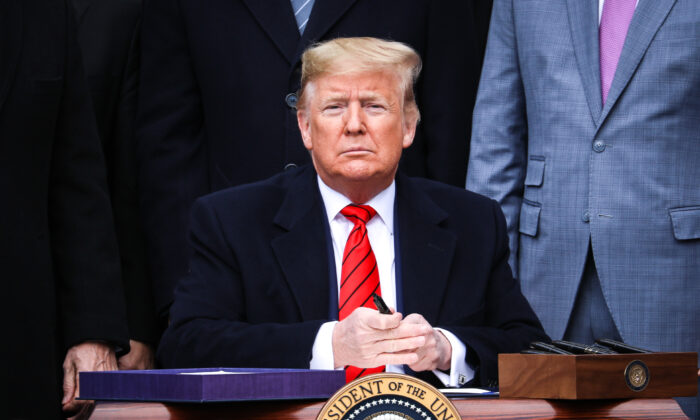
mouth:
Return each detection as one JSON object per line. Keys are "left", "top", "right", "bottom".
{"left": 341, "top": 147, "right": 372, "bottom": 157}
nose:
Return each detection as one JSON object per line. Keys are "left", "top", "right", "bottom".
{"left": 344, "top": 102, "right": 365, "bottom": 135}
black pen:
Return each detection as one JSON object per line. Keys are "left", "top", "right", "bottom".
{"left": 372, "top": 292, "right": 392, "bottom": 314}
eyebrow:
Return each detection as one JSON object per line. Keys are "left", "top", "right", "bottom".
{"left": 320, "top": 92, "right": 387, "bottom": 103}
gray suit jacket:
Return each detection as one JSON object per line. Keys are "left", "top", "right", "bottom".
{"left": 467, "top": 0, "right": 699, "bottom": 357}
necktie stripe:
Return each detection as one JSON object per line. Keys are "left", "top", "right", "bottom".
{"left": 294, "top": 0, "right": 312, "bottom": 15}
{"left": 298, "top": 18, "right": 309, "bottom": 31}
{"left": 342, "top": 228, "right": 368, "bottom": 265}
{"left": 356, "top": 282, "right": 380, "bottom": 308}
{"left": 338, "top": 263, "right": 377, "bottom": 313}
{"left": 348, "top": 204, "right": 372, "bottom": 219}
{"left": 340, "top": 247, "right": 373, "bottom": 288}
{"left": 290, "top": 0, "right": 315, "bottom": 34}
{"left": 353, "top": 368, "right": 367, "bottom": 379}
{"left": 343, "top": 214, "right": 366, "bottom": 224}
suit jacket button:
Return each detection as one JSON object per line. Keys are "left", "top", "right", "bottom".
{"left": 593, "top": 140, "right": 606, "bottom": 152}
{"left": 285, "top": 92, "right": 298, "bottom": 109}
{"left": 582, "top": 211, "right": 590, "bottom": 223}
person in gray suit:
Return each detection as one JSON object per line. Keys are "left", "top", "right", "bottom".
{"left": 466, "top": 0, "right": 699, "bottom": 417}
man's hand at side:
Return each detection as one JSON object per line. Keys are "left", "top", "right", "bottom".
{"left": 402, "top": 313, "right": 452, "bottom": 372}
{"left": 118, "top": 340, "right": 155, "bottom": 370}
{"left": 332, "top": 307, "right": 430, "bottom": 369}
{"left": 62, "top": 341, "right": 118, "bottom": 414}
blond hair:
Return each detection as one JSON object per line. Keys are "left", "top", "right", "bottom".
{"left": 297, "top": 37, "right": 422, "bottom": 120}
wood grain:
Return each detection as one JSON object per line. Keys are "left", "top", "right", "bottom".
{"left": 499, "top": 352, "right": 697, "bottom": 399}
{"left": 90, "top": 398, "right": 688, "bottom": 419}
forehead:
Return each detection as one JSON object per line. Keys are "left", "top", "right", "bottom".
{"left": 310, "top": 70, "right": 402, "bottom": 100}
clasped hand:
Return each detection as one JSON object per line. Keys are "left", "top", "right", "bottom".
{"left": 332, "top": 307, "right": 451, "bottom": 372}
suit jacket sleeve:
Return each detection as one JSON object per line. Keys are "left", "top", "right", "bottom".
{"left": 51, "top": 2, "right": 129, "bottom": 352}
{"left": 112, "top": 17, "right": 161, "bottom": 345}
{"left": 157, "top": 198, "right": 325, "bottom": 368}
{"left": 137, "top": 0, "right": 207, "bottom": 318}
{"left": 437, "top": 199, "right": 547, "bottom": 385}
{"left": 466, "top": 0, "right": 528, "bottom": 278}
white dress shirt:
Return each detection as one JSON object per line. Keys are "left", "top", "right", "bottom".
{"left": 309, "top": 176, "right": 474, "bottom": 387}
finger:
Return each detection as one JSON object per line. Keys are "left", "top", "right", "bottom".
{"left": 68, "top": 401, "right": 95, "bottom": 420}
{"left": 376, "top": 335, "right": 426, "bottom": 354}
{"left": 117, "top": 356, "right": 130, "bottom": 371}
{"left": 374, "top": 351, "right": 420, "bottom": 367}
{"left": 381, "top": 321, "right": 432, "bottom": 341}
{"left": 103, "top": 353, "right": 118, "bottom": 371}
{"left": 365, "top": 311, "right": 403, "bottom": 330}
{"left": 75, "top": 365, "right": 81, "bottom": 400}
{"left": 407, "top": 351, "right": 436, "bottom": 372}
{"left": 65, "top": 398, "right": 92, "bottom": 418}
{"left": 401, "top": 313, "right": 427, "bottom": 325}
{"left": 62, "top": 361, "right": 76, "bottom": 406}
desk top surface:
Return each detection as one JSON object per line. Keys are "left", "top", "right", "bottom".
{"left": 89, "top": 397, "right": 687, "bottom": 419}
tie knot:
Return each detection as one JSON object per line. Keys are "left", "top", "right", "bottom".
{"left": 340, "top": 204, "right": 376, "bottom": 225}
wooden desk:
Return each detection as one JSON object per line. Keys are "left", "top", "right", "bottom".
{"left": 89, "top": 397, "right": 688, "bottom": 419}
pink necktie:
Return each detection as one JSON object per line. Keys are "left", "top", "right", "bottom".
{"left": 599, "top": 0, "right": 636, "bottom": 104}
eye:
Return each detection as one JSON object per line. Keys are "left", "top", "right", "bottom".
{"left": 365, "top": 103, "right": 387, "bottom": 113}
{"left": 321, "top": 104, "right": 345, "bottom": 116}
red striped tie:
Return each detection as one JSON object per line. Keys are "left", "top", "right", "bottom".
{"left": 338, "top": 204, "right": 384, "bottom": 382}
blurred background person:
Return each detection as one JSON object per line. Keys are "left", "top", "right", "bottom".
{"left": 1, "top": 0, "right": 129, "bottom": 418}
{"left": 72, "top": 0, "right": 159, "bottom": 368}
{"left": 467, "top": 0, "right": 699, "bottom": 417}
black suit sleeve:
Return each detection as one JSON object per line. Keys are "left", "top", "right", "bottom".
{"left": 157, "top": 198, "right": 324, "bottom": 368}
{"left": 137, "top": 0, "right": 208, "bottom": 318}
{"left": 113, "top": 18, "right": 161, "bottom": 345}
{"left": 51, "top": 3, "right": 129, "bottom": 352}
{"left": 438, "top": 200, "right": 547, "bottom": 386}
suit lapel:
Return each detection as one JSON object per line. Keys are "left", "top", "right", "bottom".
{"left": 0, "top": 0, "right": 22, "bottom": 116}
{"left": 292, "top": 0, "right": 359, "bottom": 65}
{"left": 242, "top": 0, "right": 300, "bottom": 65}
{"left": 566, "top": 0, "right": 603, "bottom": 125}
{"left": 271, "top": 168, "right": 331, "bottom": 321}
{"left": 597, "top": 0, "right": 677, "bottom": 127}
{"left": 396, "top": 175, "right": 456, "bottom": 323}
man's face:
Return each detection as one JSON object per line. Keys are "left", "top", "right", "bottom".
{"left": 297, "top": 70, "right": 417, "bottom": 193}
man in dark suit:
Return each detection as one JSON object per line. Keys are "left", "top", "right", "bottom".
{"left": 0, "top": 0, "right": 129, "bottom": 418}
{"left": 158, "top": 38, "right": 546, "bottom": 387}
{"left": 72, "top": 0, "right": 159, "bottom": 369}
{"left": 137, "top": 0, "right": 493, "bottom": 323}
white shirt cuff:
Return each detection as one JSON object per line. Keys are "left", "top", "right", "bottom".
{"left": 432, "top": 328, "right": 474, "bottom": 387}
{"left": 310, "top": 321, "right": 338, "bottom": 370}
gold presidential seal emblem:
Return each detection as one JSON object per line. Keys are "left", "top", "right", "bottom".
{"left": 624, "top": 360, "right": 649, "bottom": 392}
{"left": 317, "top": 373, "right": 460, "bottom": 420}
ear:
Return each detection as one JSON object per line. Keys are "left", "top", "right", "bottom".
{"left": 402, "top": 109, "right": 418, "bottom": 149}
{"left": 297, "top": 109, "right": 313, "bottom": 151}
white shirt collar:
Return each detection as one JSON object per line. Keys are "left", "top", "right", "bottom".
{"left": 317, "top": 175, "right": 395, "bottom": 234}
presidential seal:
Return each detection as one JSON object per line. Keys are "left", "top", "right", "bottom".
{"left": 624, "top": 360, "right": 649, "bottom": 392}
{"left": 317, "top": 373, "right": 460, "bottom": 420}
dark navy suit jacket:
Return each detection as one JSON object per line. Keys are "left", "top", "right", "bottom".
{"left": 157, "top": 166, "right": 547, "bottom": 386}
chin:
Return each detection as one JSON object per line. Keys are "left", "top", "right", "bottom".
{"left": 338, "top": 163, "right": 378, "bottom": 181}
